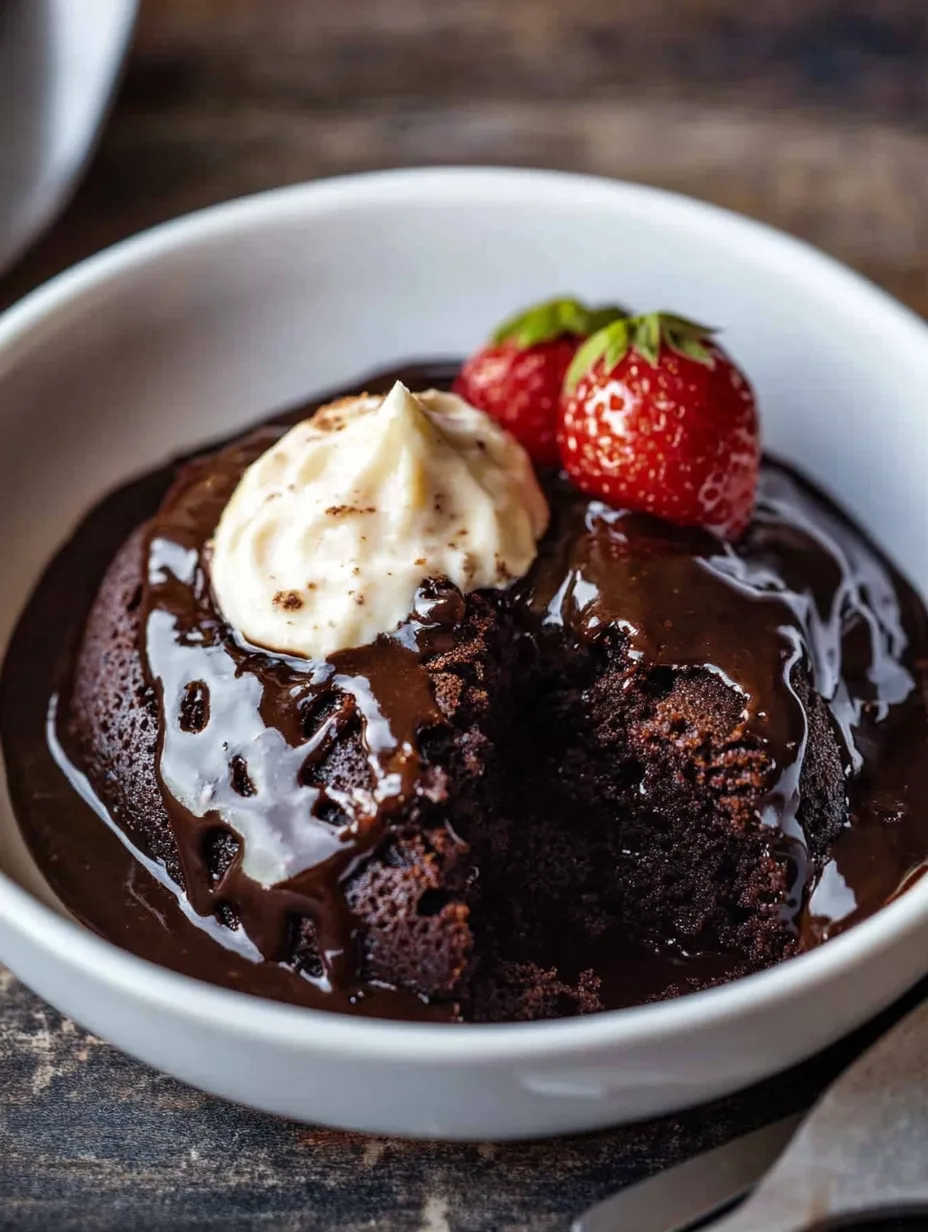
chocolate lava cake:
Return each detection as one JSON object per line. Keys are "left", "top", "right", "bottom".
{"left": 3, "top": 290, "right": 926, "bottom": 1025}
{"left": 47, "top": 358, "right": 924, "bottom": 1024}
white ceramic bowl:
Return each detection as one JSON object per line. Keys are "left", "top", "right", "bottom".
{"left": 0, "top": 168, "right": 926, "bottom": 1141}
{"left": 0, "top": 0, "right": 138, "bottom": 276}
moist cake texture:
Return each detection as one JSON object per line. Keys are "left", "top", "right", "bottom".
{"left": 3, "top": 362, "right": 928, "bottom": 1022}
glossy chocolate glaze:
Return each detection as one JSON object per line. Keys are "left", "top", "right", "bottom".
{"left": 2, "top": 360, "right": 927, "bottom": 1020}
{"left": 522, "top": 469, "right": 927, "bottom": 931}
{"left": 143, "top": 426, "right": 468, "bottom": 996}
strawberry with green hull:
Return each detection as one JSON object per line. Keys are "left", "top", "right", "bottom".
{"left": 453, "top": 298, "right": 626, "bottom": 467}
{"left": 558, "top": 313, "right": 760, "bottom": 540}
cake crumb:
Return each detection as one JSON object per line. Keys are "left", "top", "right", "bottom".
{"left": 273, "top": 590, "right": 303, "bottom": 611}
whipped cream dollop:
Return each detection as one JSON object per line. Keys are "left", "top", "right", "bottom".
{"left": 210, "top": 382, "right": 549, "bottom": 659}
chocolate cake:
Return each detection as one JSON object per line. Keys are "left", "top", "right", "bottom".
{"left": 3, "top": 360, "right": 927, "bottom": 1024}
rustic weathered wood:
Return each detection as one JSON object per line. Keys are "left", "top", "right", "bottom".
{"left": 2, "top": 2, "right": 928, "bottom": 1227}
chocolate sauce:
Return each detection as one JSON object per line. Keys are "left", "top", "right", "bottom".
{"left": 140, "top": 426, "right": 458, "bottom": 998}
{"left": 520, "top": 470, "right": 928, "bottom": 929}
{"left": 2, "top": 361, "right": 927, "bottom": 1020}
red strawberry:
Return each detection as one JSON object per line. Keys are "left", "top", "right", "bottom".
{"left": 453, "top": 298, "right": 626, "bottom": 467}
{"left": 558, "top": 313, "right": 760, "bottom": 539}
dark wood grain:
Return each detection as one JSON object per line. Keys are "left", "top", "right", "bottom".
{"left": 3, "top": 0, "right": 928, "bottom": 316}
{"left": 2, "top": 2, "right": 928, "bottom": 1228}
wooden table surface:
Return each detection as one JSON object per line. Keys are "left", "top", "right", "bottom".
{"left": 2, "top": 3, "right": 928, "bottom": 1228}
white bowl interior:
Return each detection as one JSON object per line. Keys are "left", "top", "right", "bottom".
{"left": 0, "top": 169, "right": 926, "bottom": 1135}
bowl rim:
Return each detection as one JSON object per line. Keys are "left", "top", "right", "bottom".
{"left": 2, "top": 164, "right": 927, "bottom": 1062}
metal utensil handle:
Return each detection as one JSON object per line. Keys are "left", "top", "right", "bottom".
{"left": 709, "top": 998, "right": 928, "bottom": 1231}
{"left": 572, "top": 1114, "right": 802, "bottom": 1232}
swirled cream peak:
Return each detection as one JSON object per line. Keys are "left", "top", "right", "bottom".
{"left": 210, "top": 382, "right": 549, "bottom": 659}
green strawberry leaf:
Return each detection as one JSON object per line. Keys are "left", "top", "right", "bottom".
{"left": 565, "top": 320, "right": 630, "bottom": 393}
{"left": 655, "top": 312, "right": 716, "bottom": 339}
{"left": 563, "top": 310, "right": 720, "bottom": 391}
{"left": 658, "top": 313, "right": 718, "bottom": 368}
{"left": 632, "top": 314, "right": 661, "bottom": 366}
{"left": 586, "top": 303, "right": 631, "bottom": 334}
{"left": 664, "top": 332, "right": 716, "bottom": 366}
{"left": 492, "top": 297, "right": 628, "bottom": 349}
{"left": 603, "top": 320, "right": 632, "bottom": 372}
